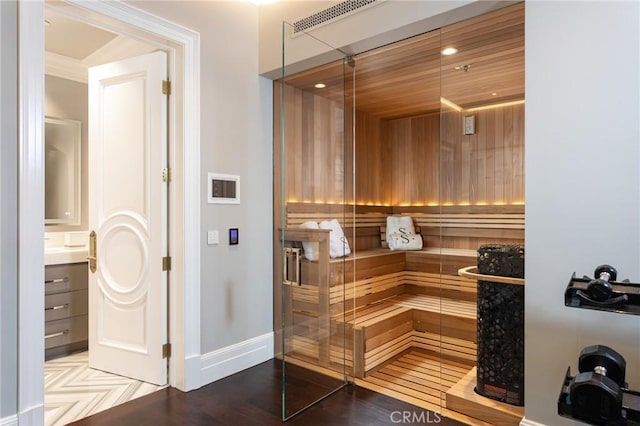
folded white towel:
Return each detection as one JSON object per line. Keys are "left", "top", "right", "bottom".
{"left": 386, "top": 215, "right": 415, "bottom": 243}
{"left": 299, "top": 221, "right": 320, "bottom": 261}
{"left": 319, "top": 219, "right": 351, "bottom": 258}
{"left": 388, "top": 232, "right": 423, "bottom": 251}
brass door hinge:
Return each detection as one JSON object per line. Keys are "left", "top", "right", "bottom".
{"left": 162, "top": 80, "right": 171, "bottom": 95}
{"left": 162, "top": 343, "right": 171, "bottom": 359}
{"left": 162, "top": 167, "right": 172, "bottom": 183}
{"left": 162, "top": 256, "right": 172, "bottom": 271}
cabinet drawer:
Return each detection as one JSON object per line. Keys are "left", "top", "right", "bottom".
{"left": 45, "top": 290, "right": 88, "bottom": 322}
{"left": 44, "top": 316, "right": 88, "bottom": 349}
{"left": 45, "top": 262, "right": 88, "bottom": 295}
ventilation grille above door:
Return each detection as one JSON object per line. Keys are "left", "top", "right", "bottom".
{"left": 292, "top": 0, "right": 379, "bottom": 34}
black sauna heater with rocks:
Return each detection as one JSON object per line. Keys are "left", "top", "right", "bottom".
{"left": 476, "top": 244, "right": 525, "bottom": 406}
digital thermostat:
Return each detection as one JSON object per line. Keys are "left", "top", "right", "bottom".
{"left": 229, "top": 228, "right": 239, "bottom": 245}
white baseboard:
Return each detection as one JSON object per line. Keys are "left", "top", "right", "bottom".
{"left": 182, "top": 354, "right": 202, "bottom": 391}
{"left": 18, "top": 404, "right": 43, "bottom": 426}
{"left": 0, "top": 415, "right": 17, "bottom": 426}
{"left": 520, "top": 418, "right": 547, "bottom": 426}
{"left": 200, "top": 332, "right": 274, "bottom": 387}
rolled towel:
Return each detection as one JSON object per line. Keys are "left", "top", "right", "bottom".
{"left": 299, "top": 221, "right": 320, "bottom": 261}
{"left": 319, "top": 219, "right": 351, "bottom": 258}
{"left": 388, "top": 232, "right": 423, "bottom": 251}
{"left": 386, "top": 215, "right": 416, "bottom": 244}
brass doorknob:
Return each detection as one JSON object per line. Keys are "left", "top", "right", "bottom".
{"left": 88, "top": 231, "right": 97, "bottom": 273}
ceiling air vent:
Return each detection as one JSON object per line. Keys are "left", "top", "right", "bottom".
{"left": 292, "top": 0, "right": 379, "bottom": 34}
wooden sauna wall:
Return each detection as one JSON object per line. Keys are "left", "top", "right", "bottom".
{"left": 439, "top": 102, "right": 525, "bottom": 206}
{"left": 383, "top": 103, "right": 525, "bottom": 207}
{"left": 354, "top": 110, "right": 391, "bottom": 205}
{"left": 273, "top": 83, "right": 525, "bottom": 232}
{"left": 273, "top": 81, "right": 352, "bottom": 206}
{"left": 386, "top": 113, "right": 440, "bottom": 206}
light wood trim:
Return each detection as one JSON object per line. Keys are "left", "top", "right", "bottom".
{"left": 458, "top": 266, "right": 524, "bottom": 286}
{"left": 282, "top": 228, "right": 330, "bottom": 242}
{"left": 446, "top": 367, "right": 524, "bottom": 426}
{"left": 356, "top": 377, "right": 496, "bottom": 426}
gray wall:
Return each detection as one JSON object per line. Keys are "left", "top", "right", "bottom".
{"left": 525, "top": 1, "right": 640, "bottom": 424}
{"left": 128, "top": 1, "right": 273, "bottom": 353}
{"left": 44, "top": 75, "right": 89, "bottom": 232}
{"left": 0, "top": 0, "right": 18, "bottom": 419}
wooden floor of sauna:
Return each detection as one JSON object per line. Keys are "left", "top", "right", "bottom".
{"left": 358, "top": 349, "right": 473, "bottom": 415}
{"left": 69, "top": 357, "right": 465, "bottom": 426}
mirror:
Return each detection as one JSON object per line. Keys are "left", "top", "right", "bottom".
{"left": 45, "top": 117, "right": 81, "bottom": 225}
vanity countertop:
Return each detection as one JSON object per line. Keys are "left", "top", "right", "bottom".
{"left": 45, "top": 246, "right": 88, "bottom": 266}
{"left": 45, "top": 232, "right": 89, "bottom": 265}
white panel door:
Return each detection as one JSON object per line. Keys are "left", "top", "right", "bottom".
{"left": 88, "top": 51, "right": 168, "bottom": 385}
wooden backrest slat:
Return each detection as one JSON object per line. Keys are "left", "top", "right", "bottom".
{"left": 286, "top": 203, "right": 525, "bottom": 249}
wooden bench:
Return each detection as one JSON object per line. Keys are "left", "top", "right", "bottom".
{"left": 333, "top": 271, "right": 477, "bottom": 377}
{"left": 279, "top": 202, "right": 523, "bottom": 376}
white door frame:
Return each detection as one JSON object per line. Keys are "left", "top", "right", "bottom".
{"left": 18, "top": 1, "right": 201, "bottom": 423}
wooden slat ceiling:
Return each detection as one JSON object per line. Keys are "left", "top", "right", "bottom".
{"left": 282, "top": 2, "right": 524, "bottom": 119}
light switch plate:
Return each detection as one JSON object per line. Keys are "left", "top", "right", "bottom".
{"left": 207, "top": 230, "right": 219, "bottom": 245}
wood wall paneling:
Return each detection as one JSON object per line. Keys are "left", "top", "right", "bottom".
{"left": 439, "top": 103, "right": 525, "bottom": 205}
{"left": 277, "top": 94, "right": 525, "bottom": 212}
{"left": 276, "top": 81, "right": 347, "bottom": 205}
{"left": 355, "top": 110, "right": 391, "bottom": 205}
{"left": 387, "top": 114, "right": 440, "bottom": 206}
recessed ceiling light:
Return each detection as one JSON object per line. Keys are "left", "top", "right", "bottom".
{"left": 441, "top": 47, "right": 458, "bottom": 56}
{"left": 314, "top": 83, "right": 326, "bottom": 89}
{"left": 491, "top": 92, "right": 498, "bottom": 96}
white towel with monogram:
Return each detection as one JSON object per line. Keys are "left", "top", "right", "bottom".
{"left": 388, "top": 232, "right": 423, "bottom": 251}
{"left": 386, "top": 215, "right": 415, "bottom": 242}
{"left": 319, "top": 219, "right": 351, "bottom": 258}
{"left": 386, "top": 215, "right": 423, "bottom": 251}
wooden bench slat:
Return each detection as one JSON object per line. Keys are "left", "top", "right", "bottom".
{"left": 389, "top": 361, "right": 463, "bottom": 388}
{"left": 363, "top": 375, "right": 443, "bottom": 406}
{"left": 382, "top": 364, "right": 458, "bottom": 392}
{"left": 401, "top": 352, "right": 472, "bottom": 375}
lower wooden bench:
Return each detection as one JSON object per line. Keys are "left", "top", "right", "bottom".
{"left": 336, "top": 293, "right": 477, "bottom": 378}
{"left": 287, "top": 248, "right": 478, "bottom": 377}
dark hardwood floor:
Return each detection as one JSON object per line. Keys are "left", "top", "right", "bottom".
{"left": 69, "top": 359, "right": 464, "bottom": 425}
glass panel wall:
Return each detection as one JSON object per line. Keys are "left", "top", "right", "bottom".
{"left": 273, "top": 2, "right": 524, "bottom": 422}
{"left": 350, "top": 27, "right": 446, "bottom": 413}
{"left": 439, "top": 1, "right": 525, "bottom": 413}
{"left": 274, "top": 22, "right": 353, "bottom": 420}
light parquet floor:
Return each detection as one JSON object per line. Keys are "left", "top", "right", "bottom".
{"left": 45, "top": 352, "right": 164, "bottom": 426}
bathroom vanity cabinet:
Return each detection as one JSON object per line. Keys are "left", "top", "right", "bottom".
{"left": 45, "top": 262, "right": 88, "bottom": 360}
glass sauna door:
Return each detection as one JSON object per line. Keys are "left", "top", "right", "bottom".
{"left": 439, "top": 2, "right": 525, "bottom": 417}
{"left": 274, "top": 22, "right": 354, "bottom": 420}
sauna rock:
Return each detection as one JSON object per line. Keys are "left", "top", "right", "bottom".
{"left": 476, "top": 244, "right": 525, "bottom": 406}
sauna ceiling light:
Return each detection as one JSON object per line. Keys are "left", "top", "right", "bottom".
{"left": 491, "top": 92, "right": 498, "bottom": 96}
{"left": 441, "top": 47, "right": 458, "bottom": 55}
{"left": 314, "top": 83, "right": 326, "bottom": 89}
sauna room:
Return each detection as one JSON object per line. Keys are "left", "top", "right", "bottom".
{"left": 273, "top": 3, "right": 524, "bottom": 424}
